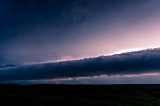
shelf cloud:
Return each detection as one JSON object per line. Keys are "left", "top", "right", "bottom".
{"left": 1, "top": 48, "right": 160, "bottom": 82}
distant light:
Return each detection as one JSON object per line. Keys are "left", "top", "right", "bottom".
{"left": 56, "top": 81, "right": 58, "bottom": 85}
{"left": 113, "top": 48, "right": 147, "bottom": 54}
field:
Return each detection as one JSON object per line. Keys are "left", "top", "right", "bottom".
{"left": 0, "top": 84, "right": 160, "bottom": 106}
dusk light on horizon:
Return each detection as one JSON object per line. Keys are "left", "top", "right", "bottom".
{"left": 1, "top": 0, "right": 160, "bottom": 84}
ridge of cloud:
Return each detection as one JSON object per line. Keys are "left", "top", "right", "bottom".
{"left": 1, "top": 48, "right": 160, "bottom": 81}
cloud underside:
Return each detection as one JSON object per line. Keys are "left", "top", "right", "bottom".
{"left": 1, "top": 48, "right": 160, "bottom": 81}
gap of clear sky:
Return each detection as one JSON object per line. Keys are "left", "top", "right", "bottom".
{"left": 1, "top": 0, "right": 160, "bottom": 84}
{"left": 1, "top": 0, "right": 160, "bottom": 65}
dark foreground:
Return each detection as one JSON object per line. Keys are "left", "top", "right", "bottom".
{"left": 1, "top": 84, "right": 160, "bottom": 106}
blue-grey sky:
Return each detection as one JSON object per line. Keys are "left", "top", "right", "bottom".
{"left": 1, "top": 0, "right": 160, "bottom": 84}
{"left": 1, "top": 48, "right": 160, "bottom": 84}
{"left": 1, "top": 0, "right": 160, "bottom": 65}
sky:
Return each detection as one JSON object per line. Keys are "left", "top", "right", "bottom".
{"left": 1, "top": 0, "right": 160, "bottom": 84}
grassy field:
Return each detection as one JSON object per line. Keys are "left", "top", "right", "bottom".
{"left": 0, "top": 84, "right": 160, "bottom": 106}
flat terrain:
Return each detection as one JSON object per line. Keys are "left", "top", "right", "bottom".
{"left": 0, "top": 84, "right": 160, "bottom": 106}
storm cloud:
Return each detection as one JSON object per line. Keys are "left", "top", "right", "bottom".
{"left": 1, "top": 48, "right": 160, "bottom": 82}
{"left": 1, "top": 0, "right": 160, "bottom": 84}
{"left": 1, "top": 0, "right": 160, "bottom": 66}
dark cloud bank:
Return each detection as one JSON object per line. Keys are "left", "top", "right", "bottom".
{"left": 1, "top": 48, "right": 160, "bottom": 82}
{"left": 1, "top": 0, "right": 160, "bottom": 66}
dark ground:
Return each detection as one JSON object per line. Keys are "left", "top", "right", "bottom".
{"left": 0, "top": 84, "right": 160, "bottom": 106}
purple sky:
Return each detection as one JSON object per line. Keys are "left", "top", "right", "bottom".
{"left": 1, "top": 0, "right": 160, "bottom": 84}
{"left": 1, "top": 0, "right": 160, "bottom": 65}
